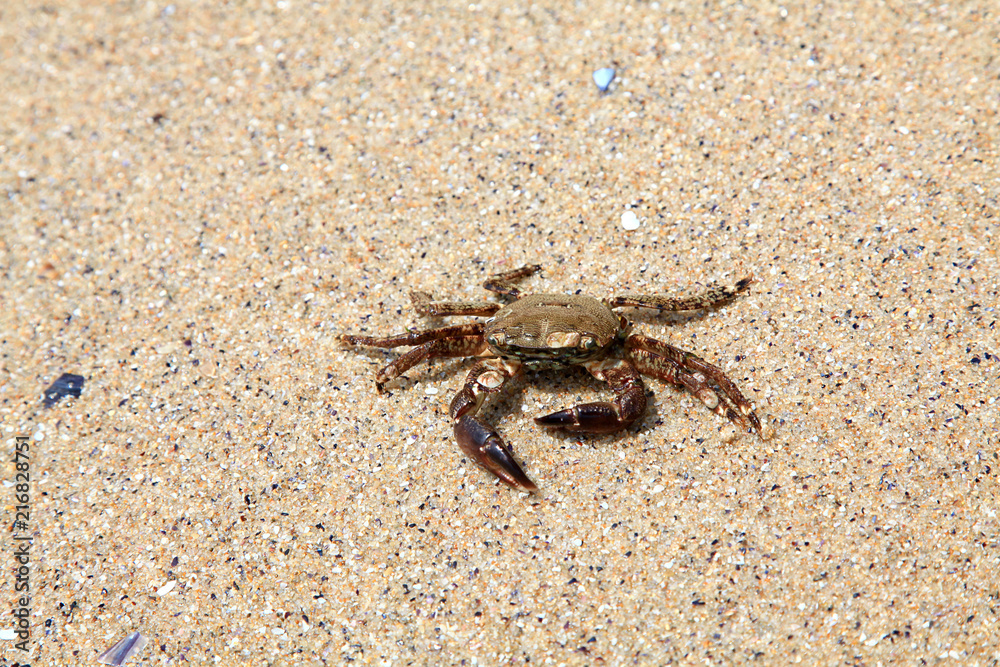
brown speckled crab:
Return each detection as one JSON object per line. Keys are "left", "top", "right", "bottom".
{"left": 342, "top": 265, "right": 764, "bottom": 492}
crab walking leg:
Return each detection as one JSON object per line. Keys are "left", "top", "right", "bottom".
{"left": 449, "top": 359, "right": 537, "bottom": 492}
{"left": 534, "top": 358, "right": 647, "bottom": 434}
{"left": 409, "top": 291, "right": 502, "bottom": 317}
{"left": 626, "top": 346, "right": 745, "bottom": 429}
{"left": 340, "top": 322, "right": 485, "bottom": 349}
{"left": 607, "top": 275, "right": 753, "bottom": 312}
{"left": 341, "top": 333, "right": 489, "bottom": 392}
{"left": 482, "top": 264, "right": 543, "bottom": 297}
{"left": 625, "top": 334, "right": 763, "bottom": 437}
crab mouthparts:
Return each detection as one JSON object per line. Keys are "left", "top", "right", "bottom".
{"left": 544, "top": 331, "right": 582, "bottom": 347}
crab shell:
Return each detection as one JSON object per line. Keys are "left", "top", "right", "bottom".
{"left": 484, "top": 294, "right": 628, "bottom": 368}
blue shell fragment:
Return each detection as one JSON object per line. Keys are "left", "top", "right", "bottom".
{"left": 592, "top": 68, "right": 615, "bottom": 92}
{"left": 97, "top": 631, "right": 147, "bottom": 666}
{"left": 43, "top": 372, "right": 85, "bottom": 407}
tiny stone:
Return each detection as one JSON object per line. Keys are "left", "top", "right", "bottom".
{"left": 621, "top": 210, "right": 640, "bottom": 230}
{"left": 592, "top": 67, "right": 615, "bottom": 92}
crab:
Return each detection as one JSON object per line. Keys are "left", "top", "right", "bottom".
{"left": 341, "top": 265, "right": 764, "bottom": 492}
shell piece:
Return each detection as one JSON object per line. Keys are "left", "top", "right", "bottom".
{"left": 621, "top": 210, "right": 640, "bottom": 230}
{"left": 96, "top": 631, "right": 147, "bottom": 666}
{"left": 592, "top": 67, "right": 615, "bottom": 91}
{"left": 43, "top": 372, "right": 85, "bottom": 407}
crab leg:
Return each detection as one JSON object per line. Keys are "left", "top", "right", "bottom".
{"left": 449, "top": 359, "right": 537, "bottom": 492}
{"left": 534, "top": 358, "right": 647, "bottom": 434}
{"left": 482, "top": 264, "right": 543, "bottom": 297}
{"left": 607, "top": 275, "right": 753, "bottom": 312}
{"left": 341, "top": 322, "right": 485, "bottom": 349}
{"left": 409, "top": 291, "right": 502, "bottom": 317}
{"left": 625, "top": 334, "right": 763, "bottom": 437}
{"left": 341, "top": 327, "right": 488, "bottom": 392}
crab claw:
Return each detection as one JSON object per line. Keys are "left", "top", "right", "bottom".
{"left": 454, "top": 415, "right": 538, "bottom": 493}
{"left": 535, "top": 402, "right": 625, "bottom": 434}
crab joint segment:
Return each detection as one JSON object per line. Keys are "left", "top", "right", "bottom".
{"left": 534, "top": 358, "right": 647, "bottom": 434}
{"left": 449, "top": 360, "right": 537, "bottom": 492}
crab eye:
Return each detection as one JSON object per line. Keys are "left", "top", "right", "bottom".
{"left": 486, "top": 333, "right": 504, "bottom": 347}
{"left": 579, "top": 335, "right": 598, "bottom": 350}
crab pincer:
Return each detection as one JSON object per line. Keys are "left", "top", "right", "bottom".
{"left": 447, "top": 360, "right": 537, "bottom": 492}
{"left": 534, "top": 358, "right": 647, "bottom": 435}
{"left": 453, "top": 415, "right": 538, "bottom": 493}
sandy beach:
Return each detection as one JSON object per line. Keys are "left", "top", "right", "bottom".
{"left": 1, "top": 1, "right": 998, "bottom": 664}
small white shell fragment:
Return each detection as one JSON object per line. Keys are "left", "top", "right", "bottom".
{"left": 97, "top": 631, "right": 147, "bottom": 666}
{"left": 0, "top": 627, "right": 16, "bottom": 640}
{"left": 621, "top": 210, "right": 640, "bottom": 230}
{"left": 593, "top": 67, "right": 615, "bottom": 91}
{"left": 424, "top": 386, "right": 439, "bottom": 395}
{"left": 156, "top": 580, "right": 176, "bottom": 596}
